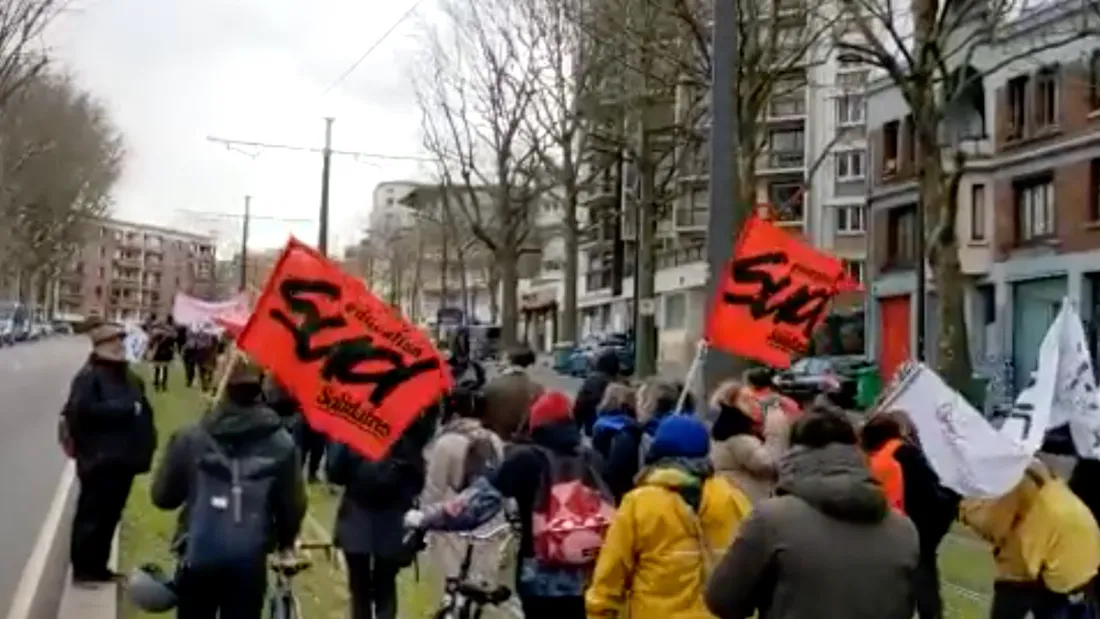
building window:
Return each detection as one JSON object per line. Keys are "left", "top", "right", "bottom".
{"left": 835, "top": 205, "right": 865, "bottom": 233}
{"left": 1090, "top": 50, "right": 1100, "bottom": 111}
{"left": 844, "top": 259, "right": 865, "bottom": 283}
{"left": 835, "top": 150, "right": 865, "bottom": 181}
{"left": 882, "top": 120, "right": 899, "bottom": 175}
{"left": 1007, "top": 75, "right": 1028, "bottom": 141}
{"left": 1014, "top": 175, "right": 1055, "bottom": 242}
{"left": 664, "top": 293, "right": 686, "bottom": 329}
{"left": 970, "top": 183, "right": 987, "bottom": 242}
{"left": 887, "top": 205, "right": 918, "bottom": 266}
{"left": 836, "top": 94, "right": 864, "bottom": 125}
{"left": 1035, "top": 66, "right": 1058, "bottom": 130}
{"left": 1090, "top": 159, "right": 1100, "bottom": 222}
{"left": 769, "top": 182, "right": 804, "bottom": 220}
{"left": 768, "top": 128, "right": 805, "bottom": 153}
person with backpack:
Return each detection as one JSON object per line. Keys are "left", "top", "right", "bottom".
{"left": 326, "top": 408, "right": 437, "bottom": 619}
{"left": 587, "top": 415, "right": 752, "bottom": 619}
{"left": 405, "top": 390, "right": 612, "bottom": 619}
{"left": 573, "top": 349, "right": 622, "bottom": 436}
{"left": 591, "top": 383, "right": 641, "bottom": 503}
{"left": 150, "top": 359, "right": 306, "bottom": 619}
{"left": 62, "top": 320, "right": 157, "bottom": 585}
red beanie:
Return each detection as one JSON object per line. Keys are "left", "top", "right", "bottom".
{"left": 529, "top": 390, "right": 573, "bottom": 429}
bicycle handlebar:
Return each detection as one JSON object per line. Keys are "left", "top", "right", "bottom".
{"left": 455, "top": 523, "right": 512, "bottom": 541}
{"left": 296, "top": 541, "right": 335, "bottom": 551}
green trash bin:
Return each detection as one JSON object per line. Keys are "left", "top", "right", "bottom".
{"left": 854, "top": 366, "right": 882, "bottom": 410}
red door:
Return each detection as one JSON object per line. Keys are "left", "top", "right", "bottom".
{"left": 879, "top": 295, "right": 911, "bottom": 382}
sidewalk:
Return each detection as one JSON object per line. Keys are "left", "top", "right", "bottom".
{"left": 55, "top": 535, "right": 117, "bottom": 619}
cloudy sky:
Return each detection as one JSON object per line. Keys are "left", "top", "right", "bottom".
{"left": 47, "top": 0, "right": 432, "bottom": 255}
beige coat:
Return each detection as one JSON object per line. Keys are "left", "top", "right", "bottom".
{"left": 420, "top": 419, "right": 521, "bottom": 617}
{"left": 710, "top": 406, "right": 791, "bottom": 503}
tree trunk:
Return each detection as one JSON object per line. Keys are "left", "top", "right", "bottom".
{"left": 498, "top": 246, "right": 518, "bottom": 348}
{"left": 562, "top": 183, "right": 580, "bottom": 345}
{"left": 457, "top": 247, "right": 470, "bottom": 319}
{"left": 410, "top": 230, "right": 425, "bottom": 323}
{"left": 488, "top": 265, "right": 501, "bottom": 325}
{"left": 923, "top": 139, "right": 974, "bottom": 391}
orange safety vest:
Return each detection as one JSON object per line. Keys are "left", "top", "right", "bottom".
{"left": 868, "top": 439, "right": 906, "bottom": 513}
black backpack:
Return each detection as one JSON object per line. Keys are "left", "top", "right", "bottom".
{"left": 184, "top": 430, "right": 281, "bottom": 568}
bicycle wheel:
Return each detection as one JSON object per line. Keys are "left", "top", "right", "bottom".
{"left": 267, "top": 583, "right": 301, "bottom": 619}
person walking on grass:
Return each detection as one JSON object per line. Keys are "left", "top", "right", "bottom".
{"left": 326, "top": 408, "right": 437, "bottom": 619}
{"left": 149, "top": 317, "right": 177, "bottom": 392}
{"left": 60, "top": 320, "right": 157, "bottom": 586}
{"left": 150, "top": 359, "right": 306, "bottom": 619}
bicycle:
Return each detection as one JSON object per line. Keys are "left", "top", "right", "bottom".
{"left": 267, "top": 541, "right": 336, "bottom": 619}
{"left": 432, "top": 523, "right": 514, "bottom": 619}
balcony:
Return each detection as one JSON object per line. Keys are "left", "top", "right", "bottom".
{"left": 655, "top": 243, "right": 706, "bottom": 269}
{"left": 757, "top": 150, "right": 806, "bottom": 174}
{"left": 674, "top": 208, "right": 709, "bottom": 230}
{"left": 113, "top": 252, "right": 142, "bottom": 267}
{"left": 766, "top": 96, "right": 807, "bottom": 122}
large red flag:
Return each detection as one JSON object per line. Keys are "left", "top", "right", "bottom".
{"left": 236, "top": 238, "right": 452, "bottom": 460}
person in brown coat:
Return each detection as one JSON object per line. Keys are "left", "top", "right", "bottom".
{"left": 705, "top": 411, "right": 919, "bottom": 619}
{"left": 481, "top": 347, "right": 543, "bottom": 441}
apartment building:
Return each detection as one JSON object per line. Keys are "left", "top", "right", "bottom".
{"left": 576, "top": 0, "right": 871, "bottom": 366}
{"left": 55, "top": 219, "right": 217, "bottom": 323}
{"left": 865, "top": 0, "right": 1100, "bottom": 402}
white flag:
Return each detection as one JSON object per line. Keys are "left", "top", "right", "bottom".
{"left": 880, "top": 363, "right": 1035, "bottom": 498}
{"left": 1048, "top": 300, "right": 1100, "bottom": 458}
{"left": 998, "top": 301, "right": 1062, "bottom": 453}
{"left": 123, "top": 322, "right": 149, "bottom": 363}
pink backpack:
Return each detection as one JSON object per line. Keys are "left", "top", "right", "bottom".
{"left": 530, "top": 447, "right": 616, "bottom": 567}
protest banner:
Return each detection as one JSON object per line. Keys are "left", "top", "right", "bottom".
{"left": 999, "top": 300, "right": 1061, "bottom": 454}
{"left": 879, "top": 362, "right": 1034, "bottom": 497}
{"left": 236, "top": 237, "right": 453, "bottom": 460}
{"left": 172, "top": 292, "right": 251, "bottom": 334}
{"left": 123, "top": 322, "right": 149, "bottom": 363}
{"left": 705, "top": 213, "right": 848, "bottom": 368}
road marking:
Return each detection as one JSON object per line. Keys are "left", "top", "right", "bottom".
{"left": 4, "top": 460, "right": 75, "bottom": 619}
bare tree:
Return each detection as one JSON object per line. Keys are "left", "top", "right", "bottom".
{"left": 415, "top": 0, "right": 548, "bottom": 348}
{"left": 838, "top": 0, "right": 1098, "bottom": 388}
{"left": 0, "top": 69, "right": 124, "bottom": 310}
{"left": 0, "top": 0, "right": 63, "bottom": 112}
{"left": 559, "top": 0, "right": 843, "bottom": 375}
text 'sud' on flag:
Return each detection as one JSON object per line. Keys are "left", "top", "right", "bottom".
{"left": 236, "top": 238, "right": 453, "bottom": 460}
{"left": 705, "top": 214, "right": 849, "bottom": 368}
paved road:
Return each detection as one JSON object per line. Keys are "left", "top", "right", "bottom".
{"left": 0, "top": 337, "right": 89, "bottom": 615}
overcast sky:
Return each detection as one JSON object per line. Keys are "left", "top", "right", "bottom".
{"left": 48, "top": 0, "right": 431, "bottom": 255}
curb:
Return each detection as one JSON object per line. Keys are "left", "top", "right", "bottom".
{"left": 4, "top": 462, "right": 78, "bottom": 619}
{"left": 56, "top": 533, "right": 118, "bottom": 619}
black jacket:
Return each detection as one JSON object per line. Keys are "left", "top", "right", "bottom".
{"left": 326, "top": 411, "right": 435, "bottom": 557}
{"left": 573, "top": 350, "right": 621, "bottom": 436}
{"left": 61, "top": 356, "right": 157, "bottom": 477}
{"left": 150, "top": 400, "right": 307, "bottom": 553}
{"left": 894, "top": 442, "right": 959, "bottom": 550}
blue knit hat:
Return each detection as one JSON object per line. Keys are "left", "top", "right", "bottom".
{"left": 649, "top": 415, "right": 710, "bottom": 460}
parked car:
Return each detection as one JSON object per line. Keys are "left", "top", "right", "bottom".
{"left": 565, "top": 332, "right": 635, "bottom": 377}
{"left": 773, "top": 355, "right": 873, "bottom": 410}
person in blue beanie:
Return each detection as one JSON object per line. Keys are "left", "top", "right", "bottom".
{"left": 587, "top": 414, "right": 752, "bottom": 619}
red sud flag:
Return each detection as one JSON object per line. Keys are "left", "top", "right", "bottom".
{"left": 236, "top": 237, "right": 452, "bottom": 460}
{"left": 706, "top": 214, "right": 848, "bottom": 368}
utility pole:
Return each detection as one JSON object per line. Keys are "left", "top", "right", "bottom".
{"left": 703, "top": 0, "right": 743, "bottom": 395}
{"left": 239, "top": 195, "right": 251, "bottom": 292}
{"left": 915, "top": 193, "right": 927, "bottom": 360}
{"left": 318, "top": 118, "right": 334, "bottom": 257}
{"left": 633, "top": 14, "right": 658, "bottom": 378}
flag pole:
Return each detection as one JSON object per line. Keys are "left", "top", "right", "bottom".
{"left": 676, "top": 339, "right": 708, "bottom": 415}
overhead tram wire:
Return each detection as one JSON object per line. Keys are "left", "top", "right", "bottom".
{"left": 321, "top": 0, "right": 427, "bottom": 96}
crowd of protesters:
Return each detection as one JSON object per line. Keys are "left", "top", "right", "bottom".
{"left": 57, "top": 319, "right": 1100, "bottom": 619}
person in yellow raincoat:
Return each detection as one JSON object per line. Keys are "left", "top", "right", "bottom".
{"left": 586, "top": 415, "right": 752, "bottom": 619}
{"left": 960, "top": 458, "right": 1100, "bottom": 618}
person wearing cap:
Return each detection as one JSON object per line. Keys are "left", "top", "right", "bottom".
{"left": 150, "top": 358, "right": 307, "bottom": 618}
{"left": 405, "top": 390, "right": 606, "bottom": 619}
{"left": 587, "top": 416, "right": 752, "bottom": 619}
{"left": 61, "top": 320, "right": 157, "bottom": 585}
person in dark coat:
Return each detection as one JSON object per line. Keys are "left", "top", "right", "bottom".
{"left": 573, "top": 348, "right": 621, "bottom": 436}
{"left": 151, "top": 360, "right": 306, "bottom": 619}
{"left": 150, "top": 318, "right": 176, "bottom": 392}
{"left": 326, "top": 408, "right": 437, "bottom": 619}
{"left": 262, "top": 373, "right": 305, "bottom": 448}
{"left": 61, "top": 321, "right": 157, "bottom": 585}
{"left": 860, "top": 411, "right": 960, "bottom": 619}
